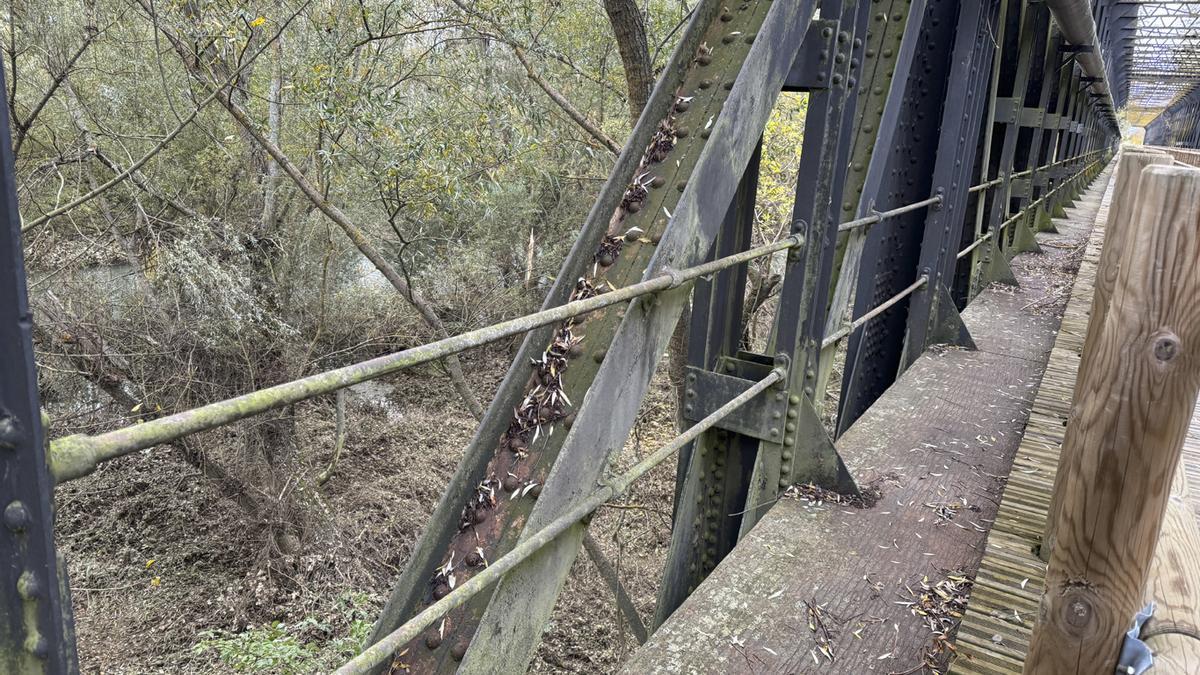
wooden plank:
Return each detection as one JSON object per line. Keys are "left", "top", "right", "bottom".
{"left": 1027, "top": 164, "right": 1200, "bottom": 673}
{"left": 1042, "top": 150, "right": 1173, "bottom": 558}
{"left": 1143, "top": 463, "right": 1200, "bottom": 672}
{"left": 617, "top": 165, "right": 1113, "bottom": 675}
{"left": 953, "top": 160, "right": 1118, "bottom": 674}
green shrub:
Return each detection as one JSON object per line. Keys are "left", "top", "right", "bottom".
{"left": 193, "top": 593, "right": 375, "bottom": 673}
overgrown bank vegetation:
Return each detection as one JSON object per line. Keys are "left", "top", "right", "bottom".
{"left": 8, "top": 0, "right": 805, "bottom": 669}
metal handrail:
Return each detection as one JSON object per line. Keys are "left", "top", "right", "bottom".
{"left": 334, "top": 367, "right": 784, "bottom": 675}
{"left": 837, "top": 195, "right": 943, "bottom": 233}
{"left": 955, "top": 155, "right": 1105, "bottom": 261}
{"left": 967, "top": 149, "right": 1104, "bottom": 193}
{"left": 821, "top": 275, "right": 929, "bottom": 349}
{"left": 47, "top": 235, "right": 802, "bottom": 483}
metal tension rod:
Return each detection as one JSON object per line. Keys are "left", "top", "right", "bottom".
{"left": 47, "top": 236, "right": 800, "bottom": 483}
{"left": 335, "top": 367, "right": 785, "bottom": 675}
{"left": 956, "top": 155, "right": 1105, "bottom": 261}
{"left": 836, "top": 194, "right": 943, "bottom": 233}
{"left": 821, "top": 274, "right": 929, "bottom": 348}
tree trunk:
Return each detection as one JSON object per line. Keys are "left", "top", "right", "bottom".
{"left": 603, "top": 0, "right": 654, "bottom": 123}
{"left": 261, "top": 35, "right": 284, "bottom": 233}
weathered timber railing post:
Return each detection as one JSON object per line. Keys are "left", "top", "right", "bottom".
{"left": 1141, "top": 460, "right": 1200, "bottom": 671}
{"left": 1040, "top": 149, "right": 1173, "bottom": 562}
{"left": 1026, "top": 164, "right": 1200, "bottom": 673}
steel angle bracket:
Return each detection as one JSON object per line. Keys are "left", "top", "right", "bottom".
{"left": 1013, "top": 215, "right": 1043, "bottom": 254}
{"left": 783, "top": 19, "right": 838, "bottom": 92}
{"left": 681, "top": 353, "right": 791, "bottom": 442}
{"left": 901, "top": 280, "right": 976, "bottom": 373}
{"left": 977, "top": 238, "right": 1019, "bottom": 294}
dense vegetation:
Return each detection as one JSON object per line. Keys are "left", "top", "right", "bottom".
{"left": 8, "top": 0, "right": 804, "bottom": 669}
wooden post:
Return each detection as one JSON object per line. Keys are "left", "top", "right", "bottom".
{"left": 1041, "top": 149, "right": 1172, "bottom": 562}
{"left": 1142, "top": 462, "right": 1200, "bottom": 672}
{"left": 1026, "top": 165, "right": 1200, "bottom": 674}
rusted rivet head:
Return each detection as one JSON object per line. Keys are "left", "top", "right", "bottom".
{"left": 26, "top": 635, "right": 48, "bottom": 659}
{"left": 466, "top": 551, "right": 483, "bottom": 567}
{"left": 4, "top": 501, "right": 30, "bottom": 531}
{"left": 529, "top": 484, "right": 542, "bottom": 499}
{"left": 0, "top": 414, "right": 20, "bottom": 450}
{"left": 450, "top": 642, "right": 469, "bottom": 662}
{"left": 17, "top": 571, "right": 42, "bottom": 600}
{"left": 432, "top": 582, "right": 451, "bottom": 600}
{"left": 650, "top": 176, "right": 666, "bottom": 188}
{"left": 675, "top": 180, "right": 688, "bottom": 192}
{"left": 473, "top": 508, "right": 488, "bottom": 524}
{"left": 425, "top": 633, "right": 443, "bottom": 650}
{"left": 1153, "top": 331, "right": 1181, "bottom": 363}
{"left": 502, "top": 475, "right": 519, "bottom": 492}
{"left": 563, "top": 413, "right": 577, "bottom": 429}
{"left": 568, "top": 343, "right": 584, "bottom": 358}
{"left": 593, "top": 350, "right": 607, "bottom": 364}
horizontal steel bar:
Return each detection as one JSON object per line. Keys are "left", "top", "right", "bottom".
{"left": 968, "top": 149, "right": 1104, "bottom": 193}
{"left": 956, "top": 231, "right": 993, "bottom": 260}
{"left": 955, "top": 156, "right": 1105, "bottom": 262}
{"left": 334, "top": 367, "right": 785, "bottom": 675}
{"left": 969, "top": 177, "right": 1005, "bottom": 193}
{"left": 48, "top": 236, "right": 801, "bottom": 483}
{"left": 821, "top": 274, "right": 929, "bottom": 349}
{"left": 836, "top": 194, "right": 944, "bottom": 233}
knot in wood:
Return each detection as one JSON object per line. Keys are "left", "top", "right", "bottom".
{"left": 1152, "top": 331, "right": 1181, "bottom": 364}
{"left": 1057, "top": 586, "right": 1099, "bottom": 639}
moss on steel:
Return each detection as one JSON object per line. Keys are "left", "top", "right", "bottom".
{"left": 46, "top": 237, "right": 795, "bottom": 486}
{"left": 334, "top": 369, "right": 783, "bottom": 675}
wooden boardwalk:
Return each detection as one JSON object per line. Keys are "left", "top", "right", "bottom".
{"left": 951, "top": 166, "right": 1118, "bottom": 673}
{"left": 620, "top": 168, "right": 1116, "bottom": 674}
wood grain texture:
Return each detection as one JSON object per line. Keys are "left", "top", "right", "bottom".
{"left": 1026, "top": 165, "right": 1200, "bottom": 674}
{"left": 1143, "top": 466, "right": 1200, "bottom": 673}
{"left": 1042, "top": 149, "right": 1172, "bottom": 561}
{"left": 953, "top": 165, "right": 1118, "bottom": 674}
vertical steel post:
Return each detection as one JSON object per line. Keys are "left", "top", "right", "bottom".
{"left": 835, "top": 0, "right": 963, "bottom": 435}
{"left": 0, "top": 69, "right": 78, "bottom": 674}
{"left": 901, "top": 0, "right": 1002, "bottom": 369}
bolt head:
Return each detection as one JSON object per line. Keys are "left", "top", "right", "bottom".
{"left": 4, "top": 501, "right": 29, "bottom": 531}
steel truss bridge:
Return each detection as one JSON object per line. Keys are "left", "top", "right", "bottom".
{"left": 4, "top": 0, "right": 1200, "bottom": 673}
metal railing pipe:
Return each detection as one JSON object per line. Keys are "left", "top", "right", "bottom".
{"left": 334, "top": 367, "right": 785, "bottom": 675}
{"left": 836, "top": 194, "right": 943, "bottom": 233}
{"left": 48, "top": 236, "right": 800, "bottom": 483}
{"left": 821, "top": 274, "right": 929, "bottom": 349}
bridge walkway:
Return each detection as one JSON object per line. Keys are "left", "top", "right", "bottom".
{"left": 619, "top": 164, "right": 1116, "bottom": 674}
